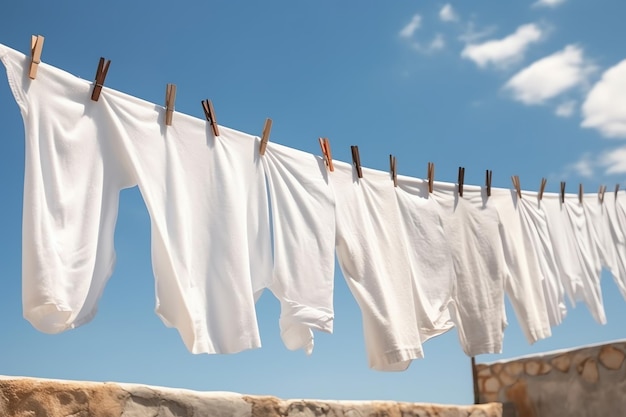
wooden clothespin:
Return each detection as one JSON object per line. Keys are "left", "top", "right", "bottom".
{"left": 578, "top": 184, "right": 584, "bottom": 204}
{"left": 389, "top": 155, "right": 397, "bottom": 187}
{"left": 318, "top": 138, "right": 334, "bottom": 172}
{"left": 259, "top": 118, "right": 272, "bottom": 156}
{"left": 91, "top": 57, "right": 111, "bottom": 102}
{"left": 615, "top": 184, "right": 620, "bottom": 199}
{"left": 539, "top": 178, "right": 547, "bottom": 201}
{"left": 427, "top": 162, "right": 435, "bottom": 193}
{"left": 560, "top": 181, "right": 566, "bottom": 204}
{"left": 165, "top": 84, "right": 177, "bottom": 126}
{"left": 598, "top": 185, "right": 607, "bottom": 203}
{"left": 201, "top": 99, "right": 220, "bottom": 137}
{"left": 511, "top": 175, "right": 522, "bottom": 199}
{"left": 458, "top": 167, "right": 465, "bottom": 197}
{"left": 485, "top": 170, "right": 493, "bottom": 197}
{"left": 29, "top": 35, "right": 45, "bottom": 80}
{"left": 351, "top": 146, "right": 363, "bottom": 179}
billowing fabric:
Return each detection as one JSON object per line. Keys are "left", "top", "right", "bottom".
{"left": 262, "top": 141, "right": 335, "bottom": 354}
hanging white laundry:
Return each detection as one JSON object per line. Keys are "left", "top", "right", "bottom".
{"left": 541, "top": 194, "right": 606, "bottom": 324}
{"left": 1, "top": 43, "right": 274, "bottom": 353}
{"left": 520, "top": 193, "right": 567, "bottom": 327}
{"left": 612, "top": 195, "right": 626, "bottom": 300}
{"left": 261, "top": 141, "right": 336, "bottom": 355}
{"left": 332, "top": 160, "right": 424, "bottom": 371}
{"left": 491, "top": 188, "right": 552, "bottom": 342}
{"left": 101, "top": 99, "right": 273, "bottom": 355}
{"left": 584, "top": 195, "right": 626, "bottom": 300}
{"left": 431, "top": 183, "right": 508, "bottom": 357}
{"left": 0, "top": 44, "right": 138, "bottom": 333}
{"left": 604, "top": 192, "right": 626, "bottom": 299}
{"left": 394, "top": 175, "right": 455, "bottom": 342}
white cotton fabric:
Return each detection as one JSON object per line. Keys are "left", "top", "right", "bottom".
{"left": 491, "top": 188, "right": 551, "bottom": 343}
{"left": 331, "top": 161, "right": 423, "bottom": 371}
{"left": 100, "top": 92, "right": 273, "bottom": 354}
{"left": 612, "top": 195, "right": 626, "bottom": 299}
{"left": 431, "top": 183, "right": 508, "bottom": 357}
{"left": 584, "top": 195, "right": 626, "bottom": 300}
{"left": 261, "top": 142, "right": 335, "bottom": 354}
{"left": 521, "top": 193, "right": 567, "bottom": 327}
{"left": 1, "top": 43, "right": 137, "bottom": 333}
{"left": 1, "top": 43, "right": 274, "bottom": 353}
{"left": 395, "top": 175, "right": 455, "bottom": 342}
{"left": 541, "top": 194, "right": 606, "bottom": 324}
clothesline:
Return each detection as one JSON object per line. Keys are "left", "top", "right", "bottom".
{"left": 2, "top": 40, "right": 625, "bottom": 372}
{"left": 24, "top": 35, "right": 624, "bottom": 199}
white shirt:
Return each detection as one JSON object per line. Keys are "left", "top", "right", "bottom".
{"left": 395, "top": 175, "right": 455, "bottom": 342}
{"left": 431, "top": 183, "right": 508, "bottom": 356}
{"left": 1, "top": 43, "right": 136, "bottom": 333}
{"left": 492, "top": 188, "right": 551, "bottom": 343}
{"left": 332, "top": 161, "right": 424, "bottom": 371}
{"left": 262, "top": 141, "right": 336, "bottom": 354}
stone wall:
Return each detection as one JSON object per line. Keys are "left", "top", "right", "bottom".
{"left": 0, "top": 376, "right": 502, "bottom": 417}
{"left": 475, "top": 339, "right": 626, "bottom": 417}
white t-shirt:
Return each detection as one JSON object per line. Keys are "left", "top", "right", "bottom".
{"left": 520, "top": 193, "right": 567, "bottom": 327}
{"left": 1, "top": 43, "right": 137, "bottom": 333}
{"left": 394, "top": 175, "right": 455, "bottom": 342}
{"left": 584, "top": 195, "right": 626, "bottom": 301}
{"left": 332, "top": 161, "right": 423, "bottom": 371}
{"left": 431, "top": 183, "right": 508, "bottom": 356}
{"left": 261, "top": 141, "right": 335, "bottom": 354}
{"left": 491, "top": 188, "right": 551, "bottom": 343}
{"left": 100, "top": 87, "right": 273, "bottom": 354}
{"left": 541, "top": 194, "right": 606, "bottom": 324}
{"left": 611, "top": 195, "right": 626, "bottom": 300}
{"left": 1, "top": 43, "right": 274, "bottom": 354}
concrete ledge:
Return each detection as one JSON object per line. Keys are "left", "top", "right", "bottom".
{"left": 0, "top": 376, "right": 502, "bottom": 417}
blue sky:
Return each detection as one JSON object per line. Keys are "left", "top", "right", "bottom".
{"left": 1, "top": 0, "right": 625, "bottom": 405}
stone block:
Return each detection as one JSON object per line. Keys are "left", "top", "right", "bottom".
{"left": 578, "top": 358, "right": 599, "bottom": 384}
{"left": 524, "top": 361, "right": 541, "bottom": 376}
{"left": 598, "top": 346, "right": 625, "bottom": 370}
{"left": 503, "top": 362, "right": 523, "bottom": 377}
{"left": 550, "top": 354, "right": 570, "bottom": 373}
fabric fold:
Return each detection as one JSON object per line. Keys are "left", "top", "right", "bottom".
{"left": 261, "top": 142, "right": 336, "bottom": 355}
{"left": 332, "top": 161, "right": 423, "bottom": 371}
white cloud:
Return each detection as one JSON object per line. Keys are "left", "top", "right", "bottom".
{"left": 408, "top": 34, "right": 446, "bottom": 54}
{"left": 459, "top": 22, "right": 497, "bottom": 44}
{"left": 565, "top": 153, "right": 595, "bottom": 178}
{"left": 440, "top": 4, "right": 459, "bottom": 22}
{"left": 599, "top": 146, "right": 626, "bottom": 175}
{"left": 504, "top": 45, "right": 596, "bottom": 105}
{"left": 555, "top": 100, "right": 577, "bottom": 118}
{"left": 429, "top": 34, "right": 446, "bottom": 51}
{"left": 400, "top": 14, "right": 422, "bottom": 39}
{"left": 581, "top": 60, "right": 626, "bottom": 139}
{"left": 461, "top": 23, "right": 543, "bottom": 69}
{"left": 533, "top": 0, "right": 567, "bottom": 9}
